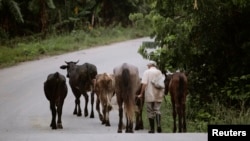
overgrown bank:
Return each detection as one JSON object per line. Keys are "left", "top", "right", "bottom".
{"left": 0, "top": 26, "right": 149, "bottom": 68}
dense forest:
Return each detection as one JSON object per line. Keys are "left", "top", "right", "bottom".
{"left": 1, "top": 0, "right": 250, "bottom": 125}
{"left": 0, "top": 0, "right": 142, "bottom": 41}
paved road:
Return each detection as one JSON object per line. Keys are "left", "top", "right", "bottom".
{"left": 0, "top": 37, "right": 207, "bottom": 141}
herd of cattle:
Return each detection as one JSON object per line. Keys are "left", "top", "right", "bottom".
{"left": 43, "top": 60, "right": 188, "bottom": 133}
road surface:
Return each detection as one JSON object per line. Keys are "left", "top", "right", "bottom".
{"left": 0, "top": 37, "right": 207, "bottom": 141}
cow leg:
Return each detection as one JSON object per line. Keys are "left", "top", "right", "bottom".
{"left": 105, "top": 93, "right": 112, "bottom": 126}
{"left": 104, "top": 105, "right": 110, "bottom": 126}
{"left": 135, "top": 103, "right": 144, "bottom": 130}
{"left": 57, "top": 101, "right": 64, "bottom": 129}
{"left": 172, "top": 100, "right": 177, "bottom": 133}
{"left": 125, "top": 115, "right": 134, "bottom": 133}
{"left": 105, "top": 111, "right": 110, "bottom": 127}
{"left": 73, "top": 99, "right": 77, "bottom": 115}
{"left": 72, "top": 89, "right": 82, "bottom": 116}
{"left": 83, "top": 92, "right": 89, "bottom": 117}
{"left": 50, "top": 102, "right": 57, "bottom": 129}
{"left": 134, "top": 111, "right": 139, "bottom": 130}
{"left": 139, "top": 108, "right": 144, "bottom": 129}
{"left": 129, "top": 120, "right": 134, "bottom": 133}
{"left": 125, "top": 116, "right": 129, "bottom": 132}
{"left": 74, "top": 98, "right": 82, "bottom": 116}
{"left": 90, "top": 90, "right": 95, "bottom": 118}
{"left": 118, "top": 107, "right": 123, "bottom": 133}
{"left": 177, "top": 104, "right": 182, "bottom": 133}
{"left": 183, "top": 103, "right": 187, "bottom": 132}
{"left": 102, "top": 105, "right": 106, "bottom": 125}
{"left": 96, "top": 98, "right": 103, "bottom": 123}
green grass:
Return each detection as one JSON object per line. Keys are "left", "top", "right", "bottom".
{"left": 0, "top": 26, "right": 149, "bottom": 68}
{"left": 141, "top": 95, "right": 250, "bottom": 133}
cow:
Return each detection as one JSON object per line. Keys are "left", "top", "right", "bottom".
{"left": 44, "top": 72, "right": 68, "bottom": 129}
{"left": 164, "top": 72, "right": 188, "bottom": 132}
{"left": 113, "top": 63, "right": 141, "bottom": 133}
{"left": 60, "top": 60, "right": 97, "bottom": 118}
{"left": 94, "top": 73, "right": 115, "bottom": 126}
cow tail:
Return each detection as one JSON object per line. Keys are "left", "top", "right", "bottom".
{"left": 178, "top": 75, "right": 184, "bottom": 103}
{"left": 54, "top": 72, "right": 60, "bottom": 106}
{"left": 122, "top": 68, "right": 134, "bottom": 122}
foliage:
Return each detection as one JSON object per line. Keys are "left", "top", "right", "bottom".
{"left": 187, "top": 0, "right": 250, "bottom": 113}
{"left": 0, "top": 0, "right": 24, "bottom": 39}
{"left": 0, "top": 0, "right": 24, "bottom": 23}
{"left": 0, "top": 25, "right": 148, "bottom": 68}
{"left": 137, "top": 0, "right": 250, "bottom": 124}
{"left": 0, "top": 0, "right": 147, "bottom": 41}
{"left": 220, "top": 74, "right": 250, "bottom": 113}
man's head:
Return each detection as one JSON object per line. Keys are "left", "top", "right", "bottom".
{"left": 147, "top": 60, "right": 157, "bottom": 68}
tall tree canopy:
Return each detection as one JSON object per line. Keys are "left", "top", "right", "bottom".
{"left": 0, "top": 0, "right": 143, "bottom": 41}
{"left": 137, "top": 0, "right": 250, "bottom": 120}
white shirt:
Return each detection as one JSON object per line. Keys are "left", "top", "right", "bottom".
{"left": 141, "top": 67, "right": 164, "bottom": 102}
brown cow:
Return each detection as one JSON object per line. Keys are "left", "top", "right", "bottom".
{"left": 95, "top": 73, "right": 115, "bottom": 126}
{"left": 113, "top": 63, "right": 141, "bottom": 133}
{"left": 165, "top": 72, "right": 188, "bottom": 133}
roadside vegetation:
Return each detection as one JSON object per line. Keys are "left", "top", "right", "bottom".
{"left": 136, "top": 0, "right": 250, "bottom": 132}
{"left": 1, "top": 0, "right": 249, "bottom": 133}
{"left": 0, "top": 25, "right": 149, "bottom": 68}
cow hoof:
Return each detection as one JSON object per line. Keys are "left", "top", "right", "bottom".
{"left": 50, "top": 123, "right": 57, "bottom": 129}
{"left": 77, "top": 113, "right": 82, "bottom": 117}
{"left": 134, "top": 126, "right": 139, "bottom": 130}
{"left": 51, "top": 126, "right": 57, "bottom": 130}
{"left": 99, "top": 115, "right": 104, "bottom": 121}
{"left": 84, "top": 112, "right": 88, "bottom": 117}
{"left": 57, "top": 123, "right": 63, "bottom": 129}
{"left": 102, "top": 121, "right": 106, "bottom": 125}
{"left": 73, "top": 109, "right": 78, "bottom": 115}
{"left": 108, "top": 105, "right": 112, "bottom": 111}
{"left": 106, "top": 122, "right": 110, "bottom": 126}
{"left": 117, "top": 130, "right": 122, "bottom": 133}
{"left": 90, "top": 112, "right": 94, "bottom": 118}
{"left": 135, "top": 125, "right": 143, "bottom": 130}
{"left": 125, "top": 130, "right": 134, "bottom": 133}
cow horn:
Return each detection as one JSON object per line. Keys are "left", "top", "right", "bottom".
{"left": 65, "top": 61, "right": 69, "bottom": 64}
{"left": 75, "top": 60, "right": 79, "bottom": 64}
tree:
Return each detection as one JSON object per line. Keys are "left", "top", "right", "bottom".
{"left": 0, "top": 0, "right": 24, "bottom": 39}
{"left": 137, "top": 0, "right": 250, "bottom": 120}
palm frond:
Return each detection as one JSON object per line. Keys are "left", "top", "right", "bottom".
{"left": 8, "top": 0, "right": 24, "bottom": 23}
{"left": 46, "top": 0, "right": 55, "bottom": 9}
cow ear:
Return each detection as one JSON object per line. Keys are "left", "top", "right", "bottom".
{"left": 60, "top": 65, "right": 67, "bottom": 69}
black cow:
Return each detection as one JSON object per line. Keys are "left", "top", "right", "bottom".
{"left": 60, "top": 60, "right": 97, "bottom": 118}
{"left": 44, "top": 72, "right": 68, "bottom": 129}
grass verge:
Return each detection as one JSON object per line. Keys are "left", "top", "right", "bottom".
{"left": 0, "top": 26, "right": 149, "bottom": 68}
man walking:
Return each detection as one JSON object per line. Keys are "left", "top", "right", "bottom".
{"left": 138, "top": 60, "right": 165, "bottom": 133}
